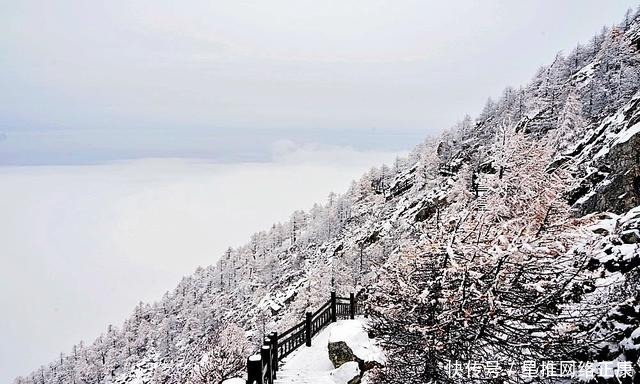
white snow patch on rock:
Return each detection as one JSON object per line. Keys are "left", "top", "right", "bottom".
{"left": 329, "top": 361, "right": 360, "bottom": 384}
{"left": 613, "top": 122, "right": 640, "bottom": 146}
{"left": 328, "top": 319, "right": 385, "bottom": 365}
{"left": 222, "top": 378, "right": 246, "bottom": 384}
{"left": 248, "top": 354, "right": 261, "bottom": 362}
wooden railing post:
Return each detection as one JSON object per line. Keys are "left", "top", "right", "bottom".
{"left": 261, "top": 344, "right": 272, "bottom": 384}
{"left": 247, "top": 354, "right": 262, "bottom": 384}
{"left": 305, "top": 312, "right": 312, "bottom": 347}
{"left": 330, "top": 292, "right": 337, "bottom": 323}
{"left": 349, "top": 293, "right": 355, "bottom": 320}
{"left": 247, "top": 289, "right": 365, "bottom": 382}
{"left": 269, "top": 332, "right": 278, "bottom": 378}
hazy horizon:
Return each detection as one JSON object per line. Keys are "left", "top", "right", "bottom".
{"left": 2, "top": 1, "right": 638, "bottom": 166}
{"left": 0, "top": 148, "right": 405, "bottom": 382}
{"left": 0, "top": 127, "right": 422, "bottom": 165}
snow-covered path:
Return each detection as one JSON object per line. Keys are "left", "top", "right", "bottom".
{"left": 274, "top": 320, "right": 362, "bottom": 384}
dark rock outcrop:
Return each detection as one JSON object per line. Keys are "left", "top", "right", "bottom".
{"left": 571, "top": 94, "right": 640, "bottom": 215}
{"left": 578, "top": 132, "right": 640, "bottom": 215}
{"left": 621, "top": 229, "right": 640, "bottom": 244}
{"left": 328, "top": 339, "right": 384, "bottom": 383}
{"left": 328, "top": 341, "right": 355, "bottom": 368}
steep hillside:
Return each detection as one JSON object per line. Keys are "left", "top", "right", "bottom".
{"left": 16, "top": 8, "right": 640, "bottom": 384}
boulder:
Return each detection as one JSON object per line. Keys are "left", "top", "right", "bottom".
{"left": 415, "top": 202, "right": 437, "bottom": 222}
{"left": 327, "top": 319, "right": 386, "bottom": 384}
{"left": 328, "top": 340, "right": 356, "bottom": 368}
{"left": 593, "top": 227, "right": 611, "bottom": 236}
{"left": 621, "top": 229, "right": 640, "bottom": 244}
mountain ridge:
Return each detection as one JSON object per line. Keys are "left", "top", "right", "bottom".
{"left": 16, "top": 7, "right": 640, "bottom": 384}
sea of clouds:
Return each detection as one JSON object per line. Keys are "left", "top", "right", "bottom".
{"left": 0, "top": 144, "right": 402, "bottom": 382}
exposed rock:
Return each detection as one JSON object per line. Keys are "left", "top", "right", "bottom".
{"left": 436, "top": 141, "right": 451, "bottom": 157}
{"left": 572, "top": 98, "right": 640, "bottom": 215}
{"left": 358, "top": 229, "right": 380, "bottom": 247}
{"left": 388, "top": 178, "right": 412, "bottom": 198}
{"left": 478, "top": 160, "right": 497, "bottom": 174}
{"left": 327, "top": 320, "right": 385, "bottom": 384}
{"left": 328, "top": 341, "right": 355, "bottom": 368}
{"left": 621, "top": 229, "right": 640, "bottom": 244}
{"left": 387, "top": 164, "right": 417, "bottom": 199}
{"left": 414, "top": 202, "right": 437, "bottom": 222}
{"left": 567, "top": 171, "right": 607, "bottom": 206}
{"left": 328, "top": 341, "right": 384, "bottom": 383}
{"left": 593, "top": 227, "right": 611, "bottom": 236}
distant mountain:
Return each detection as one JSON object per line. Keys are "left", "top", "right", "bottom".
{"left": 16, "top": 7, "right": 640, "bottom": 384}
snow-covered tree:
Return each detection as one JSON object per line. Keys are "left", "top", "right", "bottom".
{"left": 189, "top": 324, "right": 250, "bottom": 384}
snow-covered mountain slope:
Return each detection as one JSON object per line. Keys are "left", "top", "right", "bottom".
{"left": 15, "top": 8, "right": 640, "bottom": 384}
{"left": 564, "top": 92, "right": 640, "bottom": 214}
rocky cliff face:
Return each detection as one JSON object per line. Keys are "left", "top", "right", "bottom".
{"left": 569, "top": 94, "right": 640, "bottom": 215}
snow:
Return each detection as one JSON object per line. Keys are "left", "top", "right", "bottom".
{"left": 259, "top": 276, "right": 309, "bottom": 314}
{"left": 275, "top": 321, "right": 344, "bottom": 384}
{"left": 360, "top": 370, "right": 375, "bottom": 384}
{"left": 621, "top": 206, "right": 640, "bottom": 224}
{"left": 270, "top": 301, "right": 283, "bottom": 312}
{"left": 328, "top": 319, "right": 385, "bottom": 365}
{"left": 114, "top": 356, "right": 158, "bottom": 384}
{"left": 591, "top": 106, "right": 640, "bottom": 160}
{"left": 1, "top": 155, "right": 402, "bottom": 383}
{"left": 576, "top": 62, "right": 596, "bottom": 79}
{"left": 275, "top": 319, "right": 383, "bottom": 384}
{"left": 222, "top": 379, "right": 246, "bottom": 384}
{"left": 619, "top": 244, "right": 639, "bottom": 261}
{"left": 575, "top": 190, "right": 596, "bottom": 205}
{"left": 612, "top": 122, "right": 640, "bottom": 146}
{"left": 587, "top": 214, "right": 618, "bottom": 235}
{"left": 249, "top": 354, "right": 261, "bottom": 362}
{"left": 21, "top": 27, "right": 640, "bottom": 382}
{"left": 329, "top": 362, "right": 360, "bottom": 384}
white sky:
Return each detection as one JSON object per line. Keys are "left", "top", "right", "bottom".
{"left": 1, "top": 1, "right": 638, "bottom": 163}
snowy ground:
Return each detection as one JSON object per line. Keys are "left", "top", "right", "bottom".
{"left": 274, "top": 318, "right": 383, "bottom": 384}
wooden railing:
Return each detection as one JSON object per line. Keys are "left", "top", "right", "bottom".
{"left": 245, "top": 291, "right": 361, "bottom": 384}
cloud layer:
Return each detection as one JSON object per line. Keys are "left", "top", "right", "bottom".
{"left": 0, "top": 148, "right": 400, "bottom": 382}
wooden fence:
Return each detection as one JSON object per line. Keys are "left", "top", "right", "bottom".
{"left": 246, "top": 292, "right": 361, "bottom": 384}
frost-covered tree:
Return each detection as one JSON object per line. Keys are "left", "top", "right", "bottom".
{"left": 367, "top": 136, "right": 593, "bottom": 384}
{"left": 189, "top": 324, "right": 250, "bottom": 384}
